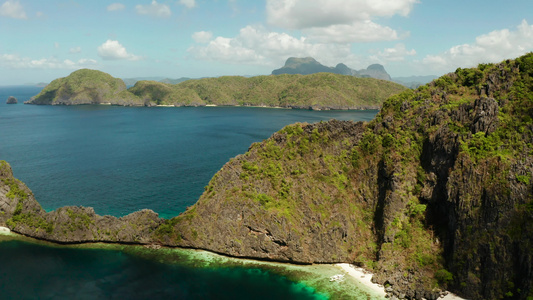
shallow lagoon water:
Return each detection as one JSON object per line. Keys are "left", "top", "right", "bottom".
{"left": 0, "top": 86, "right": 382, "bottom": 299}
{"left": 0, "top": 233, "right": 384, "bottom": 299}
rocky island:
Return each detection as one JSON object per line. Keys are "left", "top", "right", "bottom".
{"left": 3, "top": 53, "right": 533, "bottom": 299}
{"left": 6, "top": 96, "right": 17, "bottom": 104}
{"left": 25, "top": 69, "right": 405, "bottom": 110}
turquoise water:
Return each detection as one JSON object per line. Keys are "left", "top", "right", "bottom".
{"left": 0, "top": 86, "right": 379, "bottom": 299}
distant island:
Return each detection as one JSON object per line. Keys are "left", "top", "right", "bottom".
{"left": 272, "top": 57, "right": 392, "bottom": 81}
{"left": 271, "top": 57, "right": 436, "bottom": 87}
{"left": 25, "top": 69, "right": 406, "bottom": 110}
{"left": 4, "top": 53, "right": 533, "bottom": 300}
{"left": 6, "top": 96, "right": 17, "bottom": 104}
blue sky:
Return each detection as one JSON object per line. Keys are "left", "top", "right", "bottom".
{"left": 0, "top": 0, "right": 532, "bottom": 85}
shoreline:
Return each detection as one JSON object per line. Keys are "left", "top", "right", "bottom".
{"left": 335, "top": 263, "right": 386, "bottom": 297}
{"left": 1, "top": 230, "right": 466, "bottom": 299}
{"left": 336, "top": 263, "right": 467, "bottom": 300}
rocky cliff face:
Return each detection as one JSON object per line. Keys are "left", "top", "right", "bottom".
{"left": 2, "top": 54, "right": 533, "bottom": 299}
{"left": 166, "top": 54, "right": 533, "bottom": 299}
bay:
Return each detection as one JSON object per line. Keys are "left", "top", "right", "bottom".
{"left": 0, "top": 86, "right": 377, "bottom": 218}
{"left": 0, "top": 86, "right": 380, "bottom": 299}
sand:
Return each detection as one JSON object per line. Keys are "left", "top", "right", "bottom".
{"left": 335, "top": 263, "right": 387, "bottom": 297}
{"left": 336, "top": 263, "right": 468, "bottom": 300}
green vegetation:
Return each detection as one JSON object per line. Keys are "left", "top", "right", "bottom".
{"left": 28, "top": 70, "right": 406, "bottom": 109}
{"left": 28, "top": 69, "right": 141, "bottom": 105}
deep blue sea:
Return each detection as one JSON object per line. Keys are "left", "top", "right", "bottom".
{"left": 0, "top": 86, "right": 379, "bottom": 299}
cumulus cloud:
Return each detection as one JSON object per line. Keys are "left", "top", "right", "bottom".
{"left": 0, "top": 0, "right": 27, "bottom": 19}
{"left": 267, "top": 0, "right": 416, "bottom": 29}
{"left": 97, "top": 40, "right": 142, "bottom": 61}
{"left": 371, "top": 43, "right": 416, "bottom": 62}
{"left": 422, "top": 20, "right": 533, "bottom": 71}
{"left": 266, "top": 0, "right": 414, "bottom": 43}
{"left": 69, "top": 46, "right": 82, "bottom": 54}
{"left": 135, "top": 0, "right": 171, "bottom": 18}
{"left": 179, "top": 0, "right": 196, "bottom": 9}
{"left": 188, "top": 25, "right": 353, "bottom": 66}
{"left": 107, "top": 3, "right": 125, "bottom": 11}
{"left": 192, "top": 31, "right": 213, "bottom": 43}
{"left": 306, "top": 20, "right": 400, "bottom": 43}
{"left": 0, "top": 53, "right": 97, "bottom": 69}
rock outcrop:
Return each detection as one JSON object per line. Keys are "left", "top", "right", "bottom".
{"left": 6, "top": 96, "right": 17, "bottom": 104}
{"left": 2, "top": 54, "right": 533, "bottom": 299}
{"left": 0, "top": 161, "right": 162, "bottom": 244}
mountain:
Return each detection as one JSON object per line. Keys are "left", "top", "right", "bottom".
{"left": 272, "top": 57, "right": 392, "bottom": 81}
{"left": 121, "top": 77, "right": 192, "bottom": 86}
{"left": 5, "top": 53, "right": 533, "bottom": 299}
{"left": 392, "top": 75, "right": 439, "bottom": 88}
{"left": 26, "top": 70, "right": 406, "bottom": 110}
{"left": 26, "top": 69, "right": 142, "bottom": 106}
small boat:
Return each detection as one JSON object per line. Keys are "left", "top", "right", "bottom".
{"left": 329, "top": 274, "right": 345, "bottom": 282}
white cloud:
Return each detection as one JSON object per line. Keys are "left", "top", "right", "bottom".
{"left": 422, "top": 20, "right": 533, "bottom": 72}
{"left": 97, "top": 40, "right": 142, "bottom": 61}
{"left": 179, "top": 0, "right": 195, "bottom": 9}
{"left": 0, "top": 0, "right": 27, "bottom": 19}
{"left": 371, "top": 43, "right": 416, "bottom": 62}
{"left": 188, "top": 25, "right": 354, "bottom": 67}
{"left": 266, "top": 0, "right": 417, "bottom": 29}
{"left": 306, "top": 20, "right": 401, "bottom": 43}
{"left": 69, "top": 46, "right": 82, "bottom": 54}
{"left": 0, "top": 53, "right": 97, "bottom": 69}
{"left": 135, "top": 0, "right": 171, "bottom": 18}
{"left": 107, "top": 3, "right": 125, "bottom": 12}
{"left": 266, "top": 0, "right": 415, "bottom": 43}
{"left": 192, "top": 31, "right": 213, "bottom": 43}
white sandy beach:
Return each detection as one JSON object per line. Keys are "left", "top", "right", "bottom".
{"left": 336, "top": 263, "right": 387, "bottom": 297}
{"left": 336, "top": 263, "right": 467, "bottom": 300}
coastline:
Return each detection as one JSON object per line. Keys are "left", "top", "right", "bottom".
{"left": 336, "top": 263, "right": 467, "bottom": 300}
{"left": 335, "top": 263, "right": 386, "bottom": 297}
{"left": 0, "top": 229, "right": 466, "bottom": 299}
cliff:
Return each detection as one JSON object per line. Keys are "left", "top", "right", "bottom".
{"left": 26, "top": 69, "right": 406, "bottom": 110}
{"left": 161, "top": 54, "right": 533, "bottom": 299}
{"left": 3, "top": 54, "right": 533, "bottom": 299}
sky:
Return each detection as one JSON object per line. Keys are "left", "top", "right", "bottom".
{"left": 0, "top": 0, "right": 532, "bottom": 85}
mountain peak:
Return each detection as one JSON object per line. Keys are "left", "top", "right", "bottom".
{"left": 272, "top": 57, "right": 391, "bottom": 81}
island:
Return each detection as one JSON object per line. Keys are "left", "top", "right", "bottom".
{"left": 6, "top": 96, "right": 17, "bottom": 104}
{"left": 3, "top": 53, "right": 533, "bottom": 300}
{"left": 24, "top": 69, "right": 406, "bottom": 110}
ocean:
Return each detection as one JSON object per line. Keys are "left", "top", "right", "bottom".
{"left": 0, "top": 86, "right": 379, "bottom": 299}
